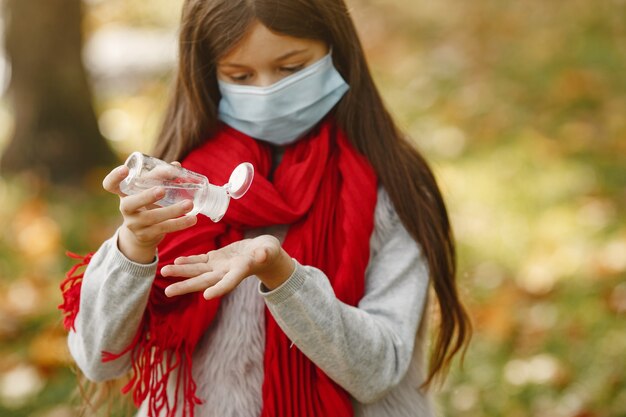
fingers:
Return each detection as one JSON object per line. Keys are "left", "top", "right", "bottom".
{"left": 124, "top": 211, "right": 197, "bottom": 245}
{"left": 163, "top": 237, "right": 275, "bottom": 300}
{"left": 120, "top": 187, "right": 165, "bottom": 214}
{"left": 123, "top": 198, "right": 198, "bottom": 234}
{"left": 164, "top": 271, "right": 221, "bottom": 297}
{"left": 138, "top": 199, "right": 194, "bottom": 224}
{"left": 161, "top": 262, "right": 211, "bottom": 278}
{"left": 145, "top": 214, "right": 198, "bottom": 236}
{"left": 102, "top": 165, "right": 129, "bottom": 195}
{"left": 164, "top": 264, "right": 248, "bottom": 300}
{"left": 203, "top": 267, "right": 246, "bottom": 300}
{"left": 174, "top": 253, "right": 210, "bottom": 265}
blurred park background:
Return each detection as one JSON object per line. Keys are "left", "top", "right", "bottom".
{"left": 0, "top": 0, "right": 624, "bottom": 416}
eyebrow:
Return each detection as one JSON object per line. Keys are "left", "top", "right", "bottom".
{"left": 275, "top": 48, "right": 308, "bottom": 61}
{"left": 219, "top": 48, "right": 308, "bottom": 68}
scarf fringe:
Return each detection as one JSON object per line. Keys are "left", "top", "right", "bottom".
{"left": 60, "top": 251, "right": 201, "bottom": 416}
{"left": 58, "top": 251, "right": 94, "bottom": 331}
{"left": 104, "top": 323, "right": 202, "bottom": 417}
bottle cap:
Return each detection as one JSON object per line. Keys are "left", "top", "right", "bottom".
{"left": 226, "top": 162, "right": 254, "bottom": 199}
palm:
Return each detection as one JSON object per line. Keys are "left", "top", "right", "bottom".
{"left": 161, "top": 235, "right": 282, "bottom": 300}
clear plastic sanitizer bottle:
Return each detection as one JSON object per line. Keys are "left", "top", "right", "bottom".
{"left": 119, "top": 152, "right": 254, "bottom": 222}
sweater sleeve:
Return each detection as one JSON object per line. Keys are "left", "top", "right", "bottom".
{"left": 67, "top": 230, "right": 158, "bottom": 382}
{"left": 260, "top": 192, "right": 430, "bottom": 404}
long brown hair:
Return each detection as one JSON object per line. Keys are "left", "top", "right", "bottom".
{"left": 154, "top": 0, "right": 471, "bottom": 387}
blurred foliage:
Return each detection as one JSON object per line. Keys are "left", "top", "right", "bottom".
{"left": 0, "top": 0, "right": 625, "bottom": 416}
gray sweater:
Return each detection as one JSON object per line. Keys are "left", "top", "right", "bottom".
{"left": 68, "top": 188, "right": 435, "bottom": 417}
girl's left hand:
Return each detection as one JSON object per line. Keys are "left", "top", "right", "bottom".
{"left": 161, "top": 235, "right": 295, "bottom": 300}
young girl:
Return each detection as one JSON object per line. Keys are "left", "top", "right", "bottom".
{"left": 60, "top": 0, "right": 471, "bottom": 416}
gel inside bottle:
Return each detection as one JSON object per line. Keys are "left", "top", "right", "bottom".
{"left": 119, "top": 152, "right": 254, "bottom": 222}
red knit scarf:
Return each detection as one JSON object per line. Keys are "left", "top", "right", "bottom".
{"left": 59, "top": 119, "right": 378, "bottom": 417}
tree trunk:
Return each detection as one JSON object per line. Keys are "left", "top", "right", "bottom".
{"left": 1, "top": 0, "right": 117, "bottom": 184}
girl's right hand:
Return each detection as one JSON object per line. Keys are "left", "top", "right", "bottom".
{"left": 102, "top": 164, "right": 198, "bottom": 264}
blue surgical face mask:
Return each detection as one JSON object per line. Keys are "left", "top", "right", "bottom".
{"left": 217, "top": 51, "right": 349, "bottom": 145}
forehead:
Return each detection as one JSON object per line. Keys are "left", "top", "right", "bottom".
{"left": 218, "top": 20, "right": 323, "bottom": 63}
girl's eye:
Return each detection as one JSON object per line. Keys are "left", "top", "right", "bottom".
{"left": 229, "top": 73, "right": 252, "bottom": 82}
{"left": 279, "top": 64, "right": 305, "bottom": 74}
